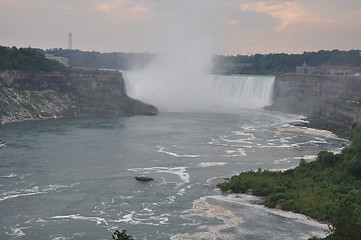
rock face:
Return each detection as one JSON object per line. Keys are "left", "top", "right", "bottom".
{"left": 0, "top": 70, "right": 158, "bottom": 124}
{"left": 273, "top": 74, "right": 349, "bottom": 99}
{"left": 269, "top": 74, "right": 361, "bottom": 127}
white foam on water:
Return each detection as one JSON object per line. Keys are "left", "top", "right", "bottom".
{"left": 302, "top": 155, "right": 318, "bottom": 161}
{"left": 267, "top": 138, "right": 290, "bottom": 143}
{"left": 330, "top": 147, "right": 345, "bottom": 154}
{"left": 0, "top": 173, "right": 17, "bottom": 178}
{"left": 198, "top": 162, "right": 226, "bottom": 167}
{"left": 224, "top": 148, "right": 246, "bottom": 157}
{"left": 274, "top": 155, "right": 317, "bottom": 165}
{"left": 274, "top": 157, "right": 297, "bottom": 164}
{"left": 207, "top": 138, "right": 228, "bottom": 146}
{"left": 205, "top": 176, "right": 229, "bottom": 185}
{"left": 49, "top": 236, "right": 70, "bottom": 240}
{"left": 52, "top": 211, "right": 169, "bottom": 227}
{"left": 275, "top": 124, "right": 338, "bottom": 138}
{"left": 232, "top": 131, "right": 255, "bottom": 137}
{"left": 25, "top": 218, "right": 48, "bottom": 224}
{"left": 156, "top": 146, "right": 200, "bottom": 158}
{"left": 177, "top": 188, "right": 186, "bottom": 196}
{"left": 49, "top": 232, "right": 85, "bottom": 240}
{"left": 220, "top": 136, "right": 253, "bottom": 144}
{"left": 171, "top": 197, "right": 243, "bottom": 240}
{"left": 129, "top": 166, "right": 190, "bottom": 199}
{"left": 167, "top": 195, "right": 176, "bottom": 203}
{"left": 129, "top": 166, "right": 190, "bottom": 184}
{"left": 5, "top": 225, "right": 30, "bottom": 238}
{"left": 258, "top": 143, "right": 301, "bottom": 149}
{"left": 114, "top": 212, "right": 140, "bottom": 224}
{"left": 52, "top": 214, "right": 107, "bottom": 225}
{"left": 0, "top": 183, "right": 79, "bottom": 202}
{"left": 207, "top": 195, "right": 328, "bottom": 232}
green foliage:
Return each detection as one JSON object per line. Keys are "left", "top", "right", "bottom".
{"left": 213, "top": 49, "right": 361, "bottom": 74}
{"left": 0, "top": 46, "right": 67, "bottom": 72}
{"left": 218, "top": 126, "right": 361, "bottom": 239}
{"left": 112, "top": 229, "right": 135, "bottom": 240}
{"left": 43, "top": 48, "right": 154, "bottom": 70}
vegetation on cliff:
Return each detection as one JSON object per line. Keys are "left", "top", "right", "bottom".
{"left": 0, "top": 46, "right": 67, "bottom": 72}
{"left": 0, "top": 46, "right": 158, "bottom": 123}
{"left": 218, "top": 126, "right": 361, "bottom": 239}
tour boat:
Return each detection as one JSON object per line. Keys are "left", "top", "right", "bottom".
{"left": 0, "top": 140, "right": 5, "bottom": 148}
{"left": 135, "top": 175, "right": 154, "bottom": 181}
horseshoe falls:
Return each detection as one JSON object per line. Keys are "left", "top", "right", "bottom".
{"left": 211, "top": 75, "right": 275, "bottom": 110}
{"left": 123, "top": 72, "right": 275, "bottom": 112}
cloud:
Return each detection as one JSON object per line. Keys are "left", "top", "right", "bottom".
{"left": 224, "top": 18, "right": 240, "bottom": 26}
{"left": 240, "top": 1, "right": 333, "bottom": 30}
{"left": 94, "top": 0, "right": 156, "bottom": 22}
{"left": 0, "top": 0, "right": 66, "bottom": 8}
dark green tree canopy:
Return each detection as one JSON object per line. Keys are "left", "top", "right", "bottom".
{"left": 0, "top": 46, "right": 68, "bottom": 72}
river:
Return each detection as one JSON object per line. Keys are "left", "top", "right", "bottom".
{"left": 0, "top": 110, "right": 348, "bottom": 239}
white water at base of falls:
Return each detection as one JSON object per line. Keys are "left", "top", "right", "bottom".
{"left": 123, "top": 72, "right": 275, "bottom": 112}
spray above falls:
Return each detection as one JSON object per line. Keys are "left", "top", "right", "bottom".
{"left": 123, "top": 1, "right": 274, "bottom": 112}
{"left": 124, "top": 72, "right": 275, "bottom": 112}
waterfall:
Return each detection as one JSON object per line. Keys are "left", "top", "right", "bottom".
{"left": 123, "top": 72, "right": 274, "bottom": 112}
{"left": 211, "top": 75, "right": 275, "bottom": 109}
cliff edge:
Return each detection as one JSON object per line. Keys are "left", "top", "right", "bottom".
{"left": 265, "top": 74, "right": 361, "bottom": 129}
{"left": 0, "top": 69, "right": 158, "bottom": 124}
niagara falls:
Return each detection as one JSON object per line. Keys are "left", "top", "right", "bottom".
{"left": 1, "top": 0, "right": 361, "bottom": 239}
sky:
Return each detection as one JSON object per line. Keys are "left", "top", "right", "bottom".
{"left": 1, "top": 0, "right": 361, "bottom": 55}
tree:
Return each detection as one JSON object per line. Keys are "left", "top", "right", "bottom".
{"left": 112, "top": 229, "right": 135, "bottom": 240}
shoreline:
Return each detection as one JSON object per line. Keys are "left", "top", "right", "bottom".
{"left": 216, "top": 113, "right": 354, "bottom": 234}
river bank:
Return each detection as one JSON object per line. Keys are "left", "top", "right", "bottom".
{"left": 217, "top": 120, "right": 361, "bottom": 239}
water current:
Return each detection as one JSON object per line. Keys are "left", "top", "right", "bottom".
{"left": 0, "top": 110, "right": 348, "bottom": 239}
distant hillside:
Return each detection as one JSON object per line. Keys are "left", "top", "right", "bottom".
{"left": 43, "top": 48, "right": 155, "bottom": 70}
{"left": 40, "top": 48, "right": 361, "bottom": 75}
{"left": 213, "top": 49, "right": 361, "bottom": 74}
{"left": 0, "top": 46, "right": 67, "bottom": 72}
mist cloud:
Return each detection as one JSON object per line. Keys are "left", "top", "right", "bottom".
{"left": 125, "top": 0, "right": 220, "bottom": 112}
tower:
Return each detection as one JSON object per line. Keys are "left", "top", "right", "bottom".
{"left": 68, "top": 32, "right": 72, "bottom": 50}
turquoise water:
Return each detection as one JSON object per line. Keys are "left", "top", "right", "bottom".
{"left": 0, "top": 110, "right": 348, "bottom": 239}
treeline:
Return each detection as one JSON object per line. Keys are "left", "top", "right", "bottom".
{"left": 213, "top": 49, "right": 361, "bottom": 74}
{"left": 0, "top": 46, "right": 67, "bottom": 72}
{"left": 42, "top": 48, "right": 361, "bottom": 74}
{"left": 3, "top": 45, "right": 360, "bottom": 74}
{"left": 218, "top": 126, "right": 361, "bottom": 239}
{"left": 43, "top": 49, "right": 155, "bottom": 70}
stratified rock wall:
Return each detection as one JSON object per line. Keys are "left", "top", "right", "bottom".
{"left": 0, "top": 70, "right": 71, "bottom": 91}
{"left": 272, "top": 74, "right": 361, "bottom": 127}
{"left": 0, "top": 70, "right": 158, "bottom": 124}
{"left": 273, "top": 74, "right": 349, "bottom": 99}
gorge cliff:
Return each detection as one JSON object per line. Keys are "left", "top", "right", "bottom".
{"left": 266, "top": 74, "right": 361, "bottom": 128}
{"left": 0, "top": 70, "right": 158, "bottom": 124}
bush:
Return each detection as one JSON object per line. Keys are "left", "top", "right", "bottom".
{"left": 112, "top": 229, "right": 135, "bottom": 240}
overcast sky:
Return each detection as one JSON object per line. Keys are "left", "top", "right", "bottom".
{"left": 1, "top": 0, "right": 360, "bottom": 55}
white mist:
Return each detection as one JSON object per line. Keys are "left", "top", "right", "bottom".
{"left": 123, "top": 1, "right": 274, "bottom": 112}
{"left": 124, "top": 0, "right": 220, "bottom": 112}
